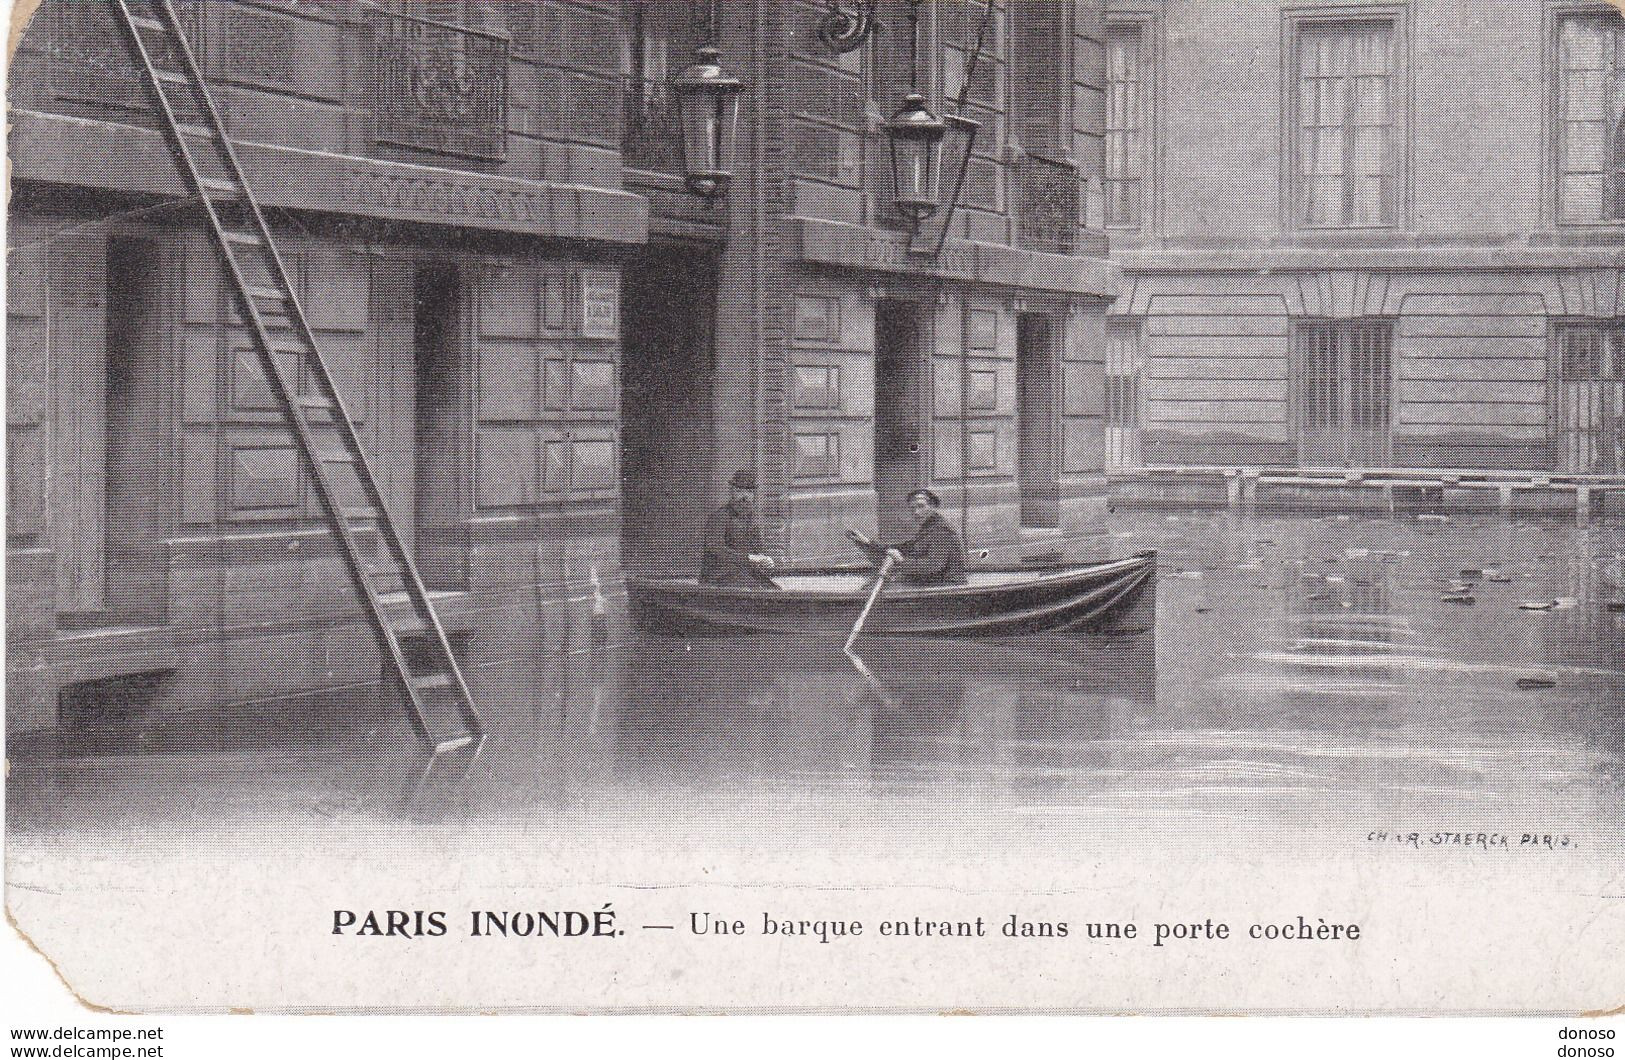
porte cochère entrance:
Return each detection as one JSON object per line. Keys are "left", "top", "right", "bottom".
{"left": 619, "top": 244, "right": 719, "bottom": 575}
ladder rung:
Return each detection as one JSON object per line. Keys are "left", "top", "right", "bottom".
{"left": 390, "top": 617, "right": 428, "bottom": 635}
{"left": 223, "top": 231, "right": 263, "bottom": 247}
{"left": 128, "top": 15, "right": 167, "bottom": 33}
{"left": 152, "top": 68, "right": 190, "bottom": 85}
{"left": 174, "top": 122, "right": 216, "bottom": 140}
{"left": 342, "top": 506, "right": 378, "bottom": 520}
{"left": 433, "top": 734, "right": 476, "bottom": 754}
{"left": 320, "top": 452, "right": 355, "bottom": 464}
{"left": 411, "top": 674, "right": 455, "bottom": 691}
{"left": 198, "top": 177, "right": 241, "bottom": 197}
{"left": 246, "top": 285, "right": 288, "bottom": 302}
{"left": 295, "top": 394, "right": 332, "bottom": 410}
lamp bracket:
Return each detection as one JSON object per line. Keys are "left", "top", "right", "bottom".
{"left": 817, "top": 0, "right": 881, "bottom": 54}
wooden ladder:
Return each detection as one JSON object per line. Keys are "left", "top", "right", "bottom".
{"left": 112, "top": 0, "right": 483, "bottom": 753}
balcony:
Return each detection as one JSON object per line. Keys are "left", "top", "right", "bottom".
{"left": 369, "top": 7, "right": 509, "bottom": 163}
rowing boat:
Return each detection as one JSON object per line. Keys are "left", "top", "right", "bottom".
{"left": 626, "top": 550, "right": 1156, "bottom": 637}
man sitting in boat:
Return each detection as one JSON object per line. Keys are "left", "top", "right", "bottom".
{"left": 847, "top": 488, "right": 968, "bottom": 587}
{"left": 699, "top": 469, "right": 780, "bottom": 589}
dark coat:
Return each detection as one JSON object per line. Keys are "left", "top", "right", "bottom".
{"left": 861, "top": 512, "right": 967, "bottom": 586}
{"left": 700, "top": 502, "right": 779, "bottom": 588}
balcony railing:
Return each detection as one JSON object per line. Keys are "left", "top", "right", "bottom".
{"left": 370, "top": 7, "right": 508, "bottom": 162}
{"left": 1014, "top": 154, "right": 1081, "bottom": 255}
{"left": 36, "top": 0, "right": 200, "bottom": 124}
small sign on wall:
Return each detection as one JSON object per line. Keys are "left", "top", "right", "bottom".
{"left": 579, "top": 270, "right": 619, "bottom": 340}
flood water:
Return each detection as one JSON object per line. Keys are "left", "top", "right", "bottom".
{"left": 8, "top": 511, "right": 1625, "bottom": 867}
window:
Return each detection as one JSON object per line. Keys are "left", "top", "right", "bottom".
{"left": 1009, "top": 1, "right": 1068, "bottom": 158}
{"left": 622, "top": 1, "right": 702, "bottom": 173}
{"left": 1293, "top": 319, "right": 1394, "bottom": 466}
{"left": 1550, "top": 322, "right": 1624, "bottom": 472}
{"left": 1555, "top": 12, "right": 1625, "bottom": 223}
{"left": 942, "top": 0, "right": 1006, "bottom": 212}
{"left": 790, "top": 0, "right": 865, "bottom": 188}
{"left": 1290, "top": 21, "right": 1401, "bottom": 228}
{"left": 1105, "top": 23, "right": 1151, "bottom": 229}
{"left": 1105, "top": 320, "right": 1143, "bottom": 470}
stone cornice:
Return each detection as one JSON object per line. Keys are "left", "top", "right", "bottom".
{"left": 791, "top": 216, "right": 1121, "bottom": 298}
{"left": 8, "top": 109, "right": 649, "bottom": 247}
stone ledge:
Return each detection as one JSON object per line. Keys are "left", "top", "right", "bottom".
{"left": 9, "top": 109, "right": 649, "bottom": 247}
{"left": 1115, "top": 244, "right": 1625, "bottom": 272}
{"left": 792, "top": 216, "right": 1121, "bottom": 298}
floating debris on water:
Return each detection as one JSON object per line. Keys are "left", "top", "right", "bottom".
{"left": 1552, "top": 597, "right": 1579, "bottom": 611}
{"left": 1442, "top": 594, "right": 1476, "bottom": 605}
{"left": 1461, "top": 568, "right": 1483, "bottom": 577}
{"left": 1606, "top": 601, "right": 1625, "bottom": 613}
{"left": 1419, "top": 514, "right": 1450, "bottom": 522}
{"left": 1516, "top": 677, "right": 1557, "bottom": 689}
{"left": 1519, "top": 600, "right": 1555, "bottom": 611}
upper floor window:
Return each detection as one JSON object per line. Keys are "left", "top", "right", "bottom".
{"left": 1105, "top": 22, "right": 1151, "bottom": 229}
{"left": 1290, "top": 20, "right": 1402, "bottom": 229}
{"left": 622, "top": 1, "right": 703, "bottom": 173}
{"left": 1009, "top": 0, "right": 1069, "bottom": 159}
{"left": 1555, "top": 12, "right": 1625, "bottom": 224}
{"left": 942, "top": 0, "right": 1006, "bottom": 213}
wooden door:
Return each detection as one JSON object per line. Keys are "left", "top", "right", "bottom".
{"left": 51, "top": 233, "right": 107, "bottom": 616}
{"left": 104, "top": 238, "right": 172, "bottom": 622}
{"left": 874, "top": 302, "right": 925, "bottom": 541}
{"left": 414, "top": 263, "right": 469, "bottom": 590}
{"left": 1017, "top": 314, "right": 1060, "bottom": 527}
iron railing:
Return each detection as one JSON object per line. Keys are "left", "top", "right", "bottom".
{"left": 621, "top": 73, "right": 684, "bottom": 173}
{"left": 1014, "top": 153, "right": 1080, "bottom": 255}
{"left": 370, "top": 7, "right": 509, "bottom": 162}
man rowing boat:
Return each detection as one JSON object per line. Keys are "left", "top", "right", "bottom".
{"left": 847, "top": 488, "right": 967, "bottom": 587}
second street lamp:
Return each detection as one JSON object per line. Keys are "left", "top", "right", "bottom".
{"left": 673, "top": 44, "right": 744, "bottom": 200}
{"left": 887, "top": 91, "right": 946, "bottom": 225}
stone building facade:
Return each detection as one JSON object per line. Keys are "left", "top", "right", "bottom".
{"left": 5, "top": 0, "right": 1114, "bottom": 732}
{"left": 1102, "top": 0, "right": 1624, "bottom": 476}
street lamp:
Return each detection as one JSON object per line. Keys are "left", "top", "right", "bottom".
{"left": 886, "top": 92, "right": 946, "bottom": 225}
{"left": 815, "top": 0, "right": 945, "bottom": 226}
{"left": 673, "top": 44, "right": 744, "bottom": 200}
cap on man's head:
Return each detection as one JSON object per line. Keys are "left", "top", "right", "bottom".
{"left": 730, "top": 469, "right": 757, "bottom": 491}
{"left": 908, "top": 488, "right": 941, "bottom": 507}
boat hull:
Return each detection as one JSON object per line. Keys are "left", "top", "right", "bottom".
{"left": 626, "top": 550, "right": 1156, "bottom": 637}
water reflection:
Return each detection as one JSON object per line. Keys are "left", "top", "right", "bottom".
{"left": 8, "top": 512, "right": 1624, "bottom": 860}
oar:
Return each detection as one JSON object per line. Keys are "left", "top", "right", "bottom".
{"left": 844, "top": 553, "right": 897, "bottom": 655}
